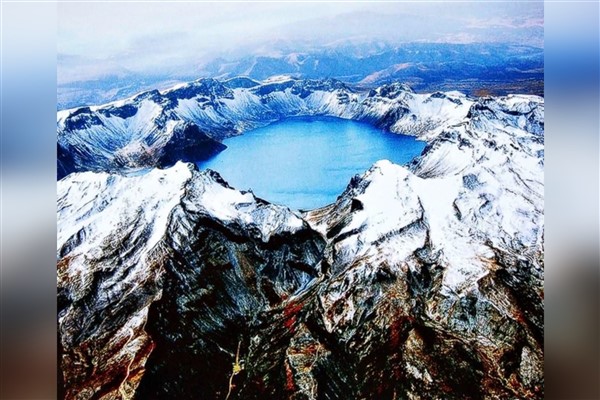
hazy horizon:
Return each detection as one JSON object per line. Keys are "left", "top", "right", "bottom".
{"left": 58, "top": 2, "right": 543, "bottom": 85}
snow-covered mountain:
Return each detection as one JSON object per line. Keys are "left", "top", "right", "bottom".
{"left": 57, "top": 84, "right": 544, "bottom": 399}
{"left": 201, "top": 43, "right": 544, "bottom": 91}
{"left": 57, "top": 77, "right": 475, "bottom": 179}
{"left": 58, "top": 43, "right": 544, "bottom": 110}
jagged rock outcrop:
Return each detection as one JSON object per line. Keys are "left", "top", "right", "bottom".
{"left": 57, "top": 89, "right": 544, "bottom": 399}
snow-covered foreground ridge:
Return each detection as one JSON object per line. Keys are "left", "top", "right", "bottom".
{"left": 57, "top": 89, "right": 544, "bottom": 399}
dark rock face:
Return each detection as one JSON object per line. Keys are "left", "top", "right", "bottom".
{"left": 164, "top": 78, "right": 235, "bottom": 102}
{"left": 57, "top": 165, "right": 326, "bottom": 399}
{"left": 63, "top": 107, "right": 103, "bottom": 131}
{"left": 135, "top": 209, "right": 324, "bottom": 399}
{"left": 156, "top": 122, "right": 226, "bottom": 168}
{"left": 249, "top": 80, "right": 297, "bottom": 97}
{"left": 289, "top": 78, "right": 351, "bottom": 99}
{"left": 369, "top": 82, "right": 415, "bottom": 99}
{"left": 222, "top": 77, "right": 261, "bottom": 89}
{"left": 57, "top": 143, "right": 77, "bottom": 180}
{"left": 98, "top": 104, "right": 139, "bottom": 119}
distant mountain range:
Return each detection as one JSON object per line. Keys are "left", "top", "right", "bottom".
{"left": 203, "top": 43, "right": 543, "bottom": 86}
{"left": 58, "top": 42, "right": 543, "bottom": 110}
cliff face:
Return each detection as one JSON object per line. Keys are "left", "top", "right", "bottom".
{"left": 57, "top": 92, "right": 544, "bottom": 399}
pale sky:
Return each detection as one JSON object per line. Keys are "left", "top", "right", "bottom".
{"left": 58, "top": 1, "right": 543, "bottom": 82}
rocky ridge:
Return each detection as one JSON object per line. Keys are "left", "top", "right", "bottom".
{"left": 57, "top": 87, "right": 544, "bottom": 399}
{"left": 57, "top": 78, "right": 473, "bottom": 179}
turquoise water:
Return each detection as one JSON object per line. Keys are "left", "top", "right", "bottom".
{"left": 197, "top": 117, "right": 425, "bottom": 210}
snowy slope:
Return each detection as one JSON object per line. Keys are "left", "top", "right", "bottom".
{"left": 300, "top": 93, "right": 544, "bottom": 397}
{"left": 307, "top": 93, "right": 543, "bottom": 297}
